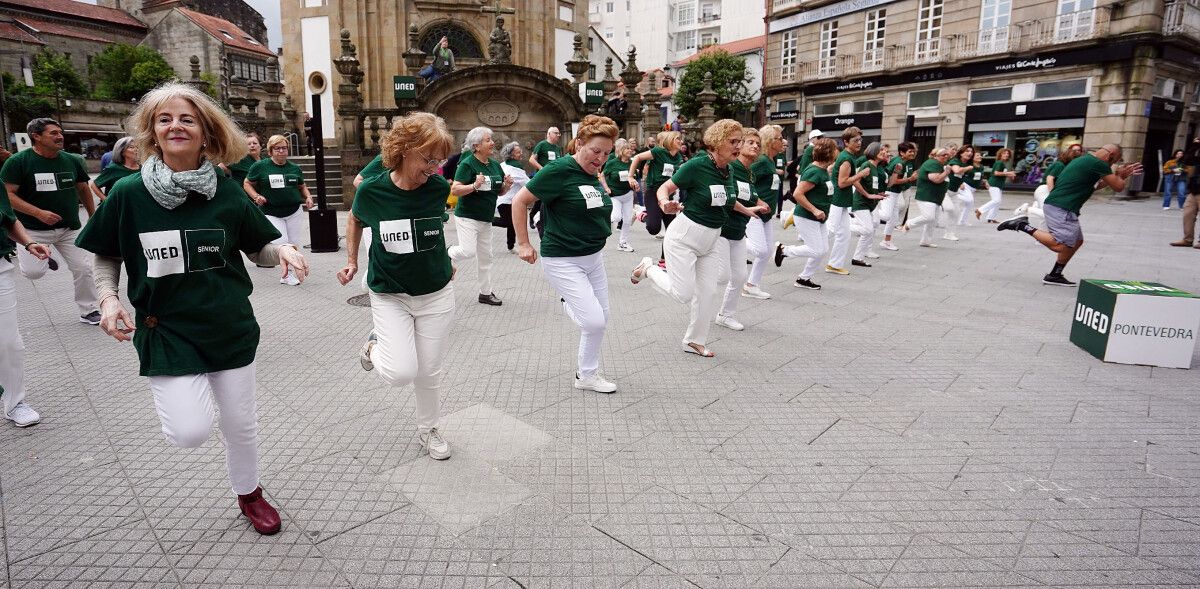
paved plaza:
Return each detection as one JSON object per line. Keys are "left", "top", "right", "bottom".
{"left": 2, "top": 193, "right": 1199, "bottom": 588}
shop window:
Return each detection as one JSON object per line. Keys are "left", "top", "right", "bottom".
{"left": 780, "top": 31, "right": 797, "bottom": 77}
{"left": 814, "top": 102, "right": 839, "bottom": 116}
{"left": 819, "top": 21, "right": 838, "bottom": 77}
{"left": 978, "top": 0, "right": 1012, "bottom": 53}
{"left": 853, "top": 99, "right": 883, "bottom": 112}
{"left": 1034, "top": 78, "right": 1087, "bottom": 99}
{"left": 908, "top": 89, "right": 939, "bottom": 108}
{"left": 916, "top": 0, "right": 943, "bottom": 62}
{"left": 969, "top": 86, "right": 1013, "bottom": 104}
{"left": 863, "top": 10, "right": 886, "bottom": 69}
{"left": 1011, "top": 128, "right": 1084, "bottom": 186}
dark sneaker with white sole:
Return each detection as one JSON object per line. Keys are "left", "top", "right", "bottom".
{"left": 79, "top": 310, "right": 101, "bottom": 325}
{"left": 794, "top": 277, "right": 822, "bottom": 290}
{"left": 1042, "top": 273, "right": 1077, "bottom": 287}
{"left": 997, "top": 216, "right": 1029, "bottom": 232}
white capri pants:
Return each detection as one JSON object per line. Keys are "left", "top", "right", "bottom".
{"left": 906, "top": 200, "right": 940, "bottom": 244}
{"left": 449, "top": 217, "right": 495, "bottom": 295}
{"left": 149, "top": 362, "right": 259, "bottom": 495}
{"left": 825, "top": 204, "right": 852, "bottom": 270}
{"left": 644, "top": 214, "right": 726, "bottom": 347}
{"left": 16, "top": 227, "right": 98, "bottom": 315}
{"left": 267, "top": 209, "right": 305, "bottom": 280}
{"left": 745, "top": 216, "right": 775, "bottom": 286}
{"left": 718, "top": 237, "right": 748, "bottom": 319}
{"left": 369, "top": 285, "right": 456, "bottom": 432}
{"left": 542, "top": 252, "right": 609, "bottom": 378}
{"left": 610, "top": 191, "right": 634, "bottom": 245}
{"left": 781, "top": 216, "right": 829, "bottom": 280}
{"left": 0, "top": 259, "right": 28, "bottom": 415}
{"left": 978, "top": 186, "right": 1004, "bottom": 221}
{"left": 849, "top": 208, "right": 877, "bottom": 261}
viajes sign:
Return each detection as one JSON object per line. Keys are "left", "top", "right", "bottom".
{"left": 1070, "top": 280, "right": 1200, "bottom": 369}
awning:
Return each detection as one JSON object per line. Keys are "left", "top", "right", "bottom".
{"left": 967, "top": 119, "right": 1086, "bottom": 132}
{"left": 60, "top": 122, "right": 126, "bottom": 134}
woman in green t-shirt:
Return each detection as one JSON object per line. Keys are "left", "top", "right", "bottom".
{"left": 630, "top": 119, "right": 742, "bottom": 358}
{"left": 941, "top": 145, "right": 977, "bottom": 240}
{"left": 336, "top": 112, "right": 459, "bottom": 461}
{"left": 599, "top": 138, "right": 635, "bottom": 252}
{"left": 79, "top": 82, "right": 309, "bottom": 536}
{"left": 224, "top": 132, "right": 261, "bottom": 185}
{"left": 848, "top": 142, "right": 889, "bottom": 267}
{"left": 448, "top": 126, "right": 512, "bottom": 307}
{"left": 627, "top": 131, "right": 684, "bottom": 242}
{"left": 745, "top": 124, "right": 786, "bottom": 299}
{"left": 715, "top": 127, "right": 770, "bottom": 332}
{"left": 88, "top": 136, "right": 140, "bottom": 202}
{"left": 511, "top": 115, "right": 620, "bottom": 393}
{"left": 244, "top": 135, "right": 314, "bottom": 286}
{"left": 774, "top": 137, "right": 837, "bottom": 290}
{"left": 977, "top": 148, "right": 1016, "bottom": 223}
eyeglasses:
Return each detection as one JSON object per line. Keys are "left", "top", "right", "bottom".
{"left": 415, "top": 150, "right": 447, "bottom": 168}
{"left": 270, "top": 146, "right": 289, "bottom": 153}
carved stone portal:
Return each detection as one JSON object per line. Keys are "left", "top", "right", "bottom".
{"left": 477, "top": 100, "right": 520, "bottom": 127}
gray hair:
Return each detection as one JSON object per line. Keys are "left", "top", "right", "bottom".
{"left": 614, "top": 138, "right": 628, "bottom": 154}
{"left": 27, "top": 117, "right": 61, "bottom": 135}
{"left": 864, "top": 141, "right": 883, "bottom": 161}
{"left": 498, "top": 141, "right": 521, "bottom": 161}
{"left": 111, "top": 137, "right": 135, "bottom": 166}
{"left": 463, "top": 126, "right": 493, "bottom": 152}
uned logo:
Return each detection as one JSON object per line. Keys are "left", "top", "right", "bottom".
{"left": 1075, "top": 302, "right": 1109, "bottom": 334}
{"left": 395, "top": 82, "right": 415, "bottom": 92}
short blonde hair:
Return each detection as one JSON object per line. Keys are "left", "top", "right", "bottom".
{"left": 758, "top": 124, "right": 783, "bottom": 146}
{"left": 127, "top": 82, "right": 246, "bottom": 165}
{"left": 702, "top": 119, "right": 743, "bottom": 151}
{"left": 266, "top": 134, "right": 289, "bottom": 153}
{"left": 380, "top": 112, "right": 455, "bottom": 170}
{"left": 577, "top": 114, "right": 619, "bottom": 145}
{"left": 657, "top": 130, "right": 681, "bottom": 150}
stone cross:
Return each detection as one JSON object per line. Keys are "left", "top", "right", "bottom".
{"left": 480, "top": 0, "right": 515, "bottom": 17}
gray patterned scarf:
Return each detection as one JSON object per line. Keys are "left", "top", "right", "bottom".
{"left": 141, "top": 155, "right": 218, "bottom": 210}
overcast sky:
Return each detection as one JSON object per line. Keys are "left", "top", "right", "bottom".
{"left": 80, "top": 0, "right": 284, "bottom": 53}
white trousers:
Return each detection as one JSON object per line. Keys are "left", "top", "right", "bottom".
{"left": 1029, "top": 185, "right": 1049, "bottom": 228}
{"left": 881, "top": 187, "right": 915, "bottom": 238}
{"left": 849, "top": 208, "right": 876, "bottom": 261}
{"left": 825, "top": 204, "right": 852, "bottom": 269}
{"left": 15, "top": 227, "right": 98, "bottom": 315}
{"left": 718, "top": 237, "right": 748, "bottom": 318}
{"left": 149, "top": 362, "right": 259, "bottom": 495}
{"left": 541, "top": 253, "right": 609, "bottom": 378}
{"left": 978, "top": 186, "right": 1004, "bottom": 221}
{"left": 267, "top": 209, "right": 305, "bottom": 281}
{"left": 940, "top": 193, "right": 960, "bottom": 238}
{"left": 645, "top": 214, "right": 725, "bottom": 346}
{"left": 906, "top": 201, "right": 940, "bottom": 244}
{"left": 449, "top": 217, "right": 494, "bottom": 295}
{"left": 745, "top": 216, "right": 774, "bottom": 286}
{"left": 782, "top": 217, "right": 829, "bottom": 280}
{"left": 0, "top": 259, "right": 27, "bottom": 415}
{"left": 956, "top": 185, "right": 976, "bottom": 225}
{"left": 610, "top": 191, "right": 634, "bottom": 245}
{"left": 369, "top": 285, "right": 456, "bottom": 431}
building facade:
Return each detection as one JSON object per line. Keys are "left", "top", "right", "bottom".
{"left": 670, "top": 35, "right": 765, "bottom": 126}
{"left": 762, "top": 0, "right": 1200, "bottom": 192}
{"left": 588, "top": 0, "right": 764, "bottom": 73}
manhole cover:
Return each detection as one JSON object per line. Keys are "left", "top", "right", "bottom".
{"left": 347, "top": 294, "right": 371, "bottom": 307}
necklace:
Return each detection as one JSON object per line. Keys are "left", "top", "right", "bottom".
{"left": 709, "top": 153, "right": 729, "bottom": 180}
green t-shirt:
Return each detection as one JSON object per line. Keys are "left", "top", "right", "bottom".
{"left": 602, "top": 157, "right": 632, "bottom": 194}
{"left": 795, "top": 163, "right": 833, "bottom": 223}
{"left": 246, "top": 159, "right": 306, "bottom": 218}
{"left": 532, "top": 140, "right": 560, "bottom": 168}
{"left": 1045, "top": 153, "right": 1112, "bottom": 214}
{"left": 990, "top": 161, "right": 1010, "bottom": 190}
{"left": 525, "top": 157, "right": 613, "bottom": 257}
{"left": 672, "top": 154, "right": 736, "bottom": 229}
{"left": 946, "top": 158, "right": 969, "bottom": 191}
{"left": 853, "top": 163, "right": 888, "bottom": 211}
{"left": 74, "top": 173, "right": 281, "bottom": 377}
{"left": 1043, "top": 160, "right": 1066, "bottom": 185}
{"left": 228, "top": 155, "right": 259, "bottom": 185}
{"left": 351, "top": 173, "right": 453, "bottom": 295}
{"left": 830, "top": 149, "right": 857, "bottom": 208}
{"left": 0, "top": 148, "right": 89, "bottom": 230}
{"left": 887, "top": 156, "right": 914, "bottom": 191}
{"left": 647, "top": 147, "right": 683, "bottom": 188}
{"left": 720, "top": 159, "right": 759, "bottom": 241}
{"left": 963, "top": 161, "right": 985, "bottom": 189}
{"left": 359, "top": 154, "right": 386, "bottom": 181}
{"left": 0, "top": 188, "right": 16, "bottom": 257}
{"left": 453, "top": 155, "right": 504, "bottom": 222}
{"left": 915, "top": 158, "right": 948, "bottom": 204}
{"left": 750, "top": 155, "right": 779, "bottom": 220}
{"left": 94, "top": 164, "right": 138, "bottom": 194}
{"left": 798, "top": 144, "right": 814, "bottom": 172}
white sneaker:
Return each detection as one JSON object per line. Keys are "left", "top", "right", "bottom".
{"left": 617, "top": 242, "right": 634, "bottom": 252}
{"left": 359, "top": 332, "right": 376, "bottom": 371}
{"left": 866, "top": 251, "right": 881, "bottom": 259}
{"left": 942, "top": 234, "right": 960, "bottom": 241}
{"left": 653, "top": 233, "right": 665, "bottom": 240}
{"left": 574, "top": 373, "right": 617, "bottom": 394}
{"left": 879, "top": 241, "right": 899, "bottom": 251}
{"left": 419, "top": 428, "right": 452, "bottom": 460}
{"left": 1013, "top": 202, "right": 1030, "bottom": 216}
{"left": 284, "top": 274, "right": 301, "bottom": 286}
{"left": 919, "top": 241, "right": 939, "bottom": 248}
{"left": 715, "top": 314, "right": 744, "bottom": 331}
{"left": 6, "top": 402, "right": 40, "bottom": 427}
{"left": 741, "top": 285, "right": 771, "bottom": 299}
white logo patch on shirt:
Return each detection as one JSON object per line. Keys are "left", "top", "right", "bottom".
{"left": 736, "top": 181, "right": 752, "bottom": 202}
{"left": 618, "top": 170, "right": 630, "bottom": 182}
{"left": 771, "top": 175, "right": 780, "bottom": 190}
{"left": 872, "top": 176, "right": 879, "bottom": 190}
{"left": 826, "top": 181, "right": 835, "bottom": 194}
{"left": 268, "top": 174, "right": 285, "bottom": 189}
{"left": 709, "top": 185, "right": 728, "bottom": 207}
{"left": 479, "top": 175, "right": 493, "bottom": 192}
{"left": 34, "top": 173, "right": 58, "bottom": 192}
{"left": 140, "top": 230, "right": 185, "bottom": 278}
{"left": 661, "top": 164, "right": 675, "bottom": 178}
{"left": 378, "top": 219, "right": 415, "bottom": 255}
{"left": 579, "top": 185, "right": 605, "bottom": 209}
{"left": 973, "top": 172, "right": 982, "bottom": 180}
{"left": 547, "top": 152, "right": 557, "bottom": 160}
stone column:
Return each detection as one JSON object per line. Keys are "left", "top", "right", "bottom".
{"left": 334, "top": 29, "right": 366, "bottom": 208}
{"left": 696, "top": 72, "right": 718, "bottom": 129}
{"left": 619, "top": 47, "right": 644, "bottom": 139}
{"left": 642, "top": 71, "right": 662, "bottom": 133}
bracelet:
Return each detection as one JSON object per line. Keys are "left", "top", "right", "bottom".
{"left": 23, "top": 241, "right": 39, "bottom": 251}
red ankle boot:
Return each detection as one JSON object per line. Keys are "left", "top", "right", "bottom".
{"left": 237, "top": 487, "right": 281, "bottom": 535}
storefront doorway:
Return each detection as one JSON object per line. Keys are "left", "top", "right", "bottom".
{"left": 911, "top": 126, "right": 938, "bottom": 160}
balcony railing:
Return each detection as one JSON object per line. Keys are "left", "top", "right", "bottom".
{"left": 766, "top": 6, "right": 1110, "bottom": 86}
{"left": 1164, "top": 0, "right": 1200, "bottom": 38}
{"left": 699, "top": 13, "right": 721, "bottom": 23}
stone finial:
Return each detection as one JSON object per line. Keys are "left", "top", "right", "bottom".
{"left": 602, "top": 56, "right": 618, "bottom": 95}
{"left": 189, "top": 55, "right": 201, "bottom": 80}
{"left": 565, "top": 33, "right": 589, "bottom": 84}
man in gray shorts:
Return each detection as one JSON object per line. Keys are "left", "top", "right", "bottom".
{"left": 997, "top": 144, "right": 1141, "bottom": 286}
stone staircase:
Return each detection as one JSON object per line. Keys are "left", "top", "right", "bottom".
{"left": 291, "top": 155, "right": 344, "bottom": 209}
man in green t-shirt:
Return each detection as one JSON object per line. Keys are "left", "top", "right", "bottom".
{"left": 0, "top": 118, "right": 100, "bottom": 324}
{"left": 998, "top": 144, "right": 1141, "bottom": 286}
{"left": 528, "top": 127, "right": 563, "bottom": 173}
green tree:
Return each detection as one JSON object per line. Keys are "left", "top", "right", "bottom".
{"left": 199, "top": 72, "right": 221, "bottom": 100}
{"left": 2, "top": 73, "right": 55, "bottom": 133}
{"left": 673, "top": 50, "right": 754, "bottom": 121}
{"left": 90, "top": 44, "right": 176, "bottom": 101}
{"left": 31, "top": 49, "right": 87, "bottom": 98}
